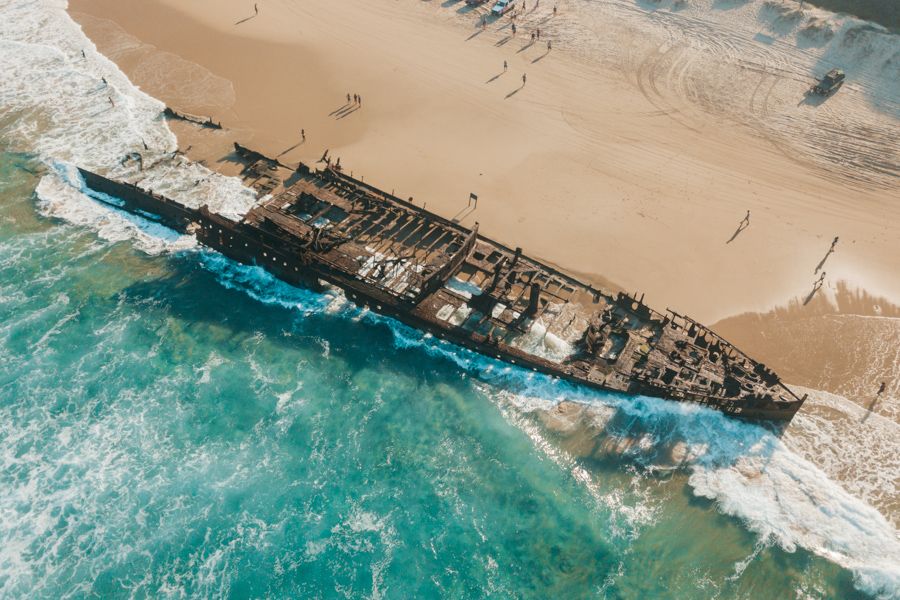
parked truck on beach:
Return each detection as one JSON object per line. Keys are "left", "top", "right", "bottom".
{"left": 812, "top": 68, "right": 845, "bottom": 95}
{"left": 491, "top": 0, "right": 515, "bottom": 16}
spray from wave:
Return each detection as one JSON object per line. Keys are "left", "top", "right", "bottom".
{"left": 1, "top": 0, "right": 898, "bottom": 597}
{"left": 199, "top": 253, "right": 900, "bottom": 598}
{"left": 0, "top": 0, "right": 257, "bottom": 246}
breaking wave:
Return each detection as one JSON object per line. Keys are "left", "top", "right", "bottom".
{"left": 1, "top": 0, "right": 897, "bottom": 597}
{"left": 197, "top": 252, "right": 900, "bottom": 598}
{"left": 0, "top": 0, "right": 257, "bottom": 245}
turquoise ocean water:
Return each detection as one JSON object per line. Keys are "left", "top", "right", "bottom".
{"left": 0, "top": 152, "right": 873, "bottom": 598}
{"left": 1, "top": 0, "right": 898, "bottom": 597}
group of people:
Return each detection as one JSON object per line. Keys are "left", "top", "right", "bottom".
{"left": 346, "top": 93, "right": 363, "bottom": 106}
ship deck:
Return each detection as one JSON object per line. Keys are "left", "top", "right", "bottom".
{"left": 229, "top": 149, "right": 803, "bottom": 416}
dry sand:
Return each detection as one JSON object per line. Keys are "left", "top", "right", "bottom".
{"left": 67, "top": 0, "right": 899, "bottom": 403}
{"left": 67, "top": 0, "right": 899, "bottom": 320}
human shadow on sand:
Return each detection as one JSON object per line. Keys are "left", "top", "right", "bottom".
{"left": 505, "top": 84, "right": 525, "bottom": 99}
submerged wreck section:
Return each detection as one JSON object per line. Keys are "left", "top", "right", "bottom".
{"left": 77, "top": 159, "right": 806, "bottom": 422}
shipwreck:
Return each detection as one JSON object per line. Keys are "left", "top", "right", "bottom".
{"left": 75, "top": 148, "right": 806, "bottom": 422}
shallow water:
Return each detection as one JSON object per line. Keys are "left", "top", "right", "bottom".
{"left": 1, "top": 0, "right": 898, "bottom": 597}
{"left": 0, "top": 155, "right": 877, "bottom": 598}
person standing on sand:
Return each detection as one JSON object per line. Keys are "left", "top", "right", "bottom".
{"left": 254, "top": 3, "right": 258, "bottom": 15}
{"left": 108, "top": 96, "right": 115, "bottom": 108}
{"left": 81, "top": 49, "right": 86, "bottom": 59}
{"left": 301, "top": 129, "right": 305, "bottom": 141}
{"left": 504, "top": 60, "right": 508, "bottom": 72}
{"left": 547, "top": 40, "right": 551, "bottom": 51}
{"left": 512, "top": 23, "right": 517, "bottom": 35}
{"left": 877, "top": 381, "right": 886, "bottom": 395}
{"left": 553, "top": 5, "right": 557, "bottom": 15}
{"left": 347, "top": 93, "right": 352, "bottom": 103}
{"left": 522, "top": 73, "right": 527, "bottom": 85}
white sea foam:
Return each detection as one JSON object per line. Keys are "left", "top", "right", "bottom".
{"left": 0, "top": 0, "right": 257, "bottom": 253}
{"left": 2, "top": 0, "right": 898, "bottom": 596}
{"left": 191, "top": 250, "right": 900, "bottom": 597}
{"left": 496, "top": 380, "right": 900, "bottom": 599}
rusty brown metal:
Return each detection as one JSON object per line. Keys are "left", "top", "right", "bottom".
{"left": 76, "top": 158, "right": 806, "bottom": 423}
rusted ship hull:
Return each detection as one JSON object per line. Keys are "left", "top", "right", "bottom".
{"left": 76, "top": 162, "right": 806, "bottom": 423}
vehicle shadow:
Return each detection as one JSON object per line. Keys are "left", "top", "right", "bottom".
{"left": 797, "top": 86, "right": 841, "bottom": 108}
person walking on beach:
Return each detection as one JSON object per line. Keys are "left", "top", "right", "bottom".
{"left": 358, "top": 95, "right": 362, "bottom": 106}
{"left": 878, "top": 381, "right": 886, "bottom": 395}
{"left": 108, "top": 96, "right": 115, "bottom": 108}
{"left": 531, "top": 32, "right": 535, "bottom": 43}
{"left": 512, "top": 23, "right": 517, "bottom": 35}
{"left": 547, "top": 40, "right": 551, "bottom": 51}
{"left": 726, "top": 210, "right": 750, "bottom": 243}
{"left": 553, "top": 5, "right": 557, "bottom": 15}
{"left": 254, "top": 3, "right": 258, "bottom": 15}
{"left": 81, "top": 49, "right": 86, "bottom": 59}
{"left": 522, "top": 73, "right": 527, "bottom": 85}
{"left": 301, "top": 129, "right": 306, "bottom": 141}
{"left": 536, "top": 28, "right": 541, "bottom": 40}
{"left": 347, "top": 93, "right": 352, "bottom": 104}
{"left": 503, "top": 60, "right": 508, "bottom": 72}
{"left": 101, "top": 76, "right": 107, "bottom": 85}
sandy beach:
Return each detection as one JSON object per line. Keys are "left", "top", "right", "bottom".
{"left": 67, "top": 0, "right": 899, "bottom": 322}
{"left": 64, "top": 0, "right": 900, "bottom": 409}
{"left": 3, "top": 2, "right": 900, "bottom": 594}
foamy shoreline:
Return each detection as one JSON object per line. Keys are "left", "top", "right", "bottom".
{"left": 1, "top": 0, "right": 898, "bottom": 596}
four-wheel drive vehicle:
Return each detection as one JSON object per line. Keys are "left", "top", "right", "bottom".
{"left": 812, "top": 69, "right": 845, "bottom": 95}
{"left": 491, "top": 0, "right": 515, "bottom": 16}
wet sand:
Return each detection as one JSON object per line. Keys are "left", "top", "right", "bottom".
{"left": 713, "top": 281, "right": 900, "bottom": 418}
{"left": 67, "top": 0, "right": 900, "bottom": 328}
